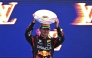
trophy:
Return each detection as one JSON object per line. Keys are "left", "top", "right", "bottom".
{"left": 33, "top": 9, "right": 58, "bottom": 24}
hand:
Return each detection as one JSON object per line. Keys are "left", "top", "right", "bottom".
{"left": 54, "top": 18, "right": 59, "bottom": 28}
{"left": 32, "top": 14, "right": 36, "bottom": 23}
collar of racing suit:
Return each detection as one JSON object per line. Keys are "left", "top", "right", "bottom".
{"left": 37, "top": 35, "right": 51, "bottom": 40}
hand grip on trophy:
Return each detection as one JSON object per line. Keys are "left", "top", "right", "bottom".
{"left": 54, "top": 18, "right": 59, "bottom": 24}
{"left": 32, "top": 14, "right": 36, "bottom": 23}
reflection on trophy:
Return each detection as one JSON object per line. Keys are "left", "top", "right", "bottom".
{"left": 33, "top": 9, "right": 57, "bottom": 24}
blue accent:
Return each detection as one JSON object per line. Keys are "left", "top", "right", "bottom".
{"left": 0, "top": 1, "right": 92, "bottom": 58}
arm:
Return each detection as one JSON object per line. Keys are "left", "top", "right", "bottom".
{"left": 53, "top": 18, "right": 65, "bottom": 48}
{"left": 53, "top": 26, "right": 65, "bottom": 48}
{"left": 25, "top": 19, "right": 36, "bottom": 46}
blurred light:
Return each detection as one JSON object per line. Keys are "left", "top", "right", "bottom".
{"left": 71, "top": 3, "right": 92, "bottom": 25}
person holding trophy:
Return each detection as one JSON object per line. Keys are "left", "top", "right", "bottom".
{"left": 25, "top": 9, "right": 65, "bottom": 58}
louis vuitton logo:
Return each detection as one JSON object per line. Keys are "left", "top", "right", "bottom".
{"left": 71, "top": 3, "right": 92, "bottom": 25}
{"left": 0, "top": 2, "right": 18, "bottom": 24}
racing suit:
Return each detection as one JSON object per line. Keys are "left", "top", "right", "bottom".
{"left": 25, "top": 22, "right": 65, "bottom": 58}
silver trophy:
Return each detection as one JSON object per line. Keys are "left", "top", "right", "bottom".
{"left": 33, "top": 9, "right": 58, "bottom": 24}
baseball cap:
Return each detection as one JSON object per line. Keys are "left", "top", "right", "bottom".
{"left": 40, "top": 24, "right": 50, "bottom": 29}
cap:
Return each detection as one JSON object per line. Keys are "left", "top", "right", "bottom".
{"left": 40, "top": 24, "right": 50, "bottom": 29}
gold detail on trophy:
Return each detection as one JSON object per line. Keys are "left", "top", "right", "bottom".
{"left": 42, "top": 16, "right": 49, "bottom": 21}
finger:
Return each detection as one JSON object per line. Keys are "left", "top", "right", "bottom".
{"left": 54, "top": 18, "right": 57, "bottom": 21}
{"left": 33, "top": 13, "right": 35, "bottom": 17}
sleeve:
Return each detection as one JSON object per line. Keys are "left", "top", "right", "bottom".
{"left": 53, "top": 26, "right": 65, "bottom": 48}
{"left": 25, "top": 22, "right": 35, "bottom": 46}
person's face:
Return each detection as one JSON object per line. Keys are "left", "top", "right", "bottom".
{"left": 40, "top": 28, "right": 50, "bottom": 37}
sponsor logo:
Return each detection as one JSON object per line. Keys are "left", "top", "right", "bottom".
{"left": 37, "top": 45, "right": 52, "bottom": 50}
{"left": 47, "top": 42, "right": 51, "bottom": 46}
{"left": 38, "top": 50, "right": 51, "bottom": 56}
{"left": 47, "top": 40, "right": 51, "bottom": 43}
{"left": 0, "top": 2, "right": 18, "bottom": 24}
{"left": 71, "top": 3, "right": 92, "bottom": 25}
{"left": 38, "top": 39, "right": 42, "bottom": 45}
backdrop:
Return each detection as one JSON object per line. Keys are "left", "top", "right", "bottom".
{"left": 0, "top": 0, "right": 92, "bottom": 58}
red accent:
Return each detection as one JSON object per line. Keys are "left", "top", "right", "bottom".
{"left": 32, "top": 36, "right": 34, "bottom": 47}
{"left": 53, "top": 38, "right": 58, "bottom": 47}
{"left": 50, "top": 56, "right": 52, "bottom": 58}
{"left": 36, "top": 55, "right": 39, "bottom": 58}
